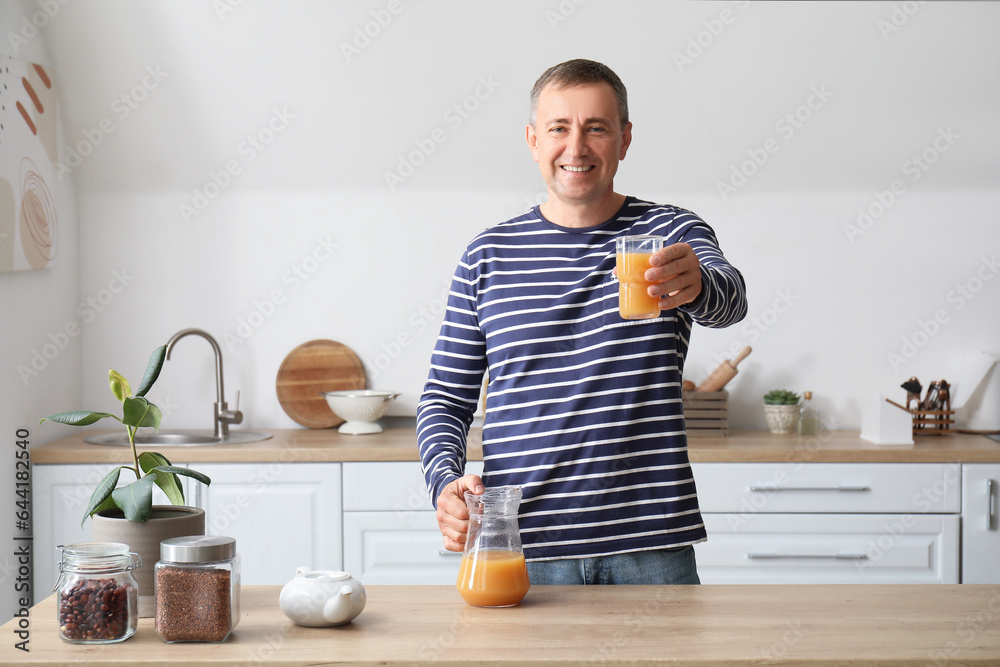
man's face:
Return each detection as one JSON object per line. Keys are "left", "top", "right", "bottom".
{"left": 526, "top": 81, "right": 632, "bottom": 211}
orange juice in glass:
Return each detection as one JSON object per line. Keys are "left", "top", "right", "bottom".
{"left": 616, "top": 235, "right": 663, "bottom": 319}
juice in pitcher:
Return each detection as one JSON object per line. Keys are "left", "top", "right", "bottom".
{"left": 456, "top": 549, "right": 530, "bottom": 607}
{"left": 457, "top": 487, "right": 530, "bottom": 607}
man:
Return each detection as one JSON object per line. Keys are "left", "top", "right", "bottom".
{"left": 417, "top": 59, "right": 747, "bottom": 585}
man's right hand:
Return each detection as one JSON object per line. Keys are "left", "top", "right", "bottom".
{"left": 436, "top": 474, "right": 485, "bottom": 552}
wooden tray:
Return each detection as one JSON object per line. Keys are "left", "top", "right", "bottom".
{"left": 683, "top": 390, "right": 729, "bottom": 438}
{"left": 276, "top": 340, "right": 366, "bottom": 428}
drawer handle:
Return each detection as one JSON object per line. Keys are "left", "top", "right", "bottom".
{"left": 747, "top": 552, "right": 868, "bottom": 560}
{"left": 989, "top": 479, "right": 996, "bottom": 531}
{"left": 438, "top": 550, "right": 463, "bottom": 557}
{"left": 748, "top": 484, "right": 870, "bottom": 493}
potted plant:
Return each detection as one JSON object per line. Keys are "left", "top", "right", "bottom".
{"left": 40, "top": 345, "right": 211, "bottom": 616}
{"left": 763, "top": 389, "right": 800, "bottom": 434}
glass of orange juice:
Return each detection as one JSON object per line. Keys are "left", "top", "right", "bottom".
{"left": 616, "top": 235, "right": 663, "bottom": 320}
{"left": 456, "top": 486, "right": 530, "bottom": 607}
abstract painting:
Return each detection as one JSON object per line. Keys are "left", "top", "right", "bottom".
{"left": 0, "top": 55, "right": 58, "bottom": 273}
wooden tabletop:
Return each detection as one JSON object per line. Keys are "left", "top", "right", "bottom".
{"left": 30, "top": 428, "right": 1000, "bottom": 464}
{"left": 3, "top": 584, "right": 999, "bottom": 665}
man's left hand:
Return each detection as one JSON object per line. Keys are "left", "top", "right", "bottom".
{"left": 646, "top": 243, "right": 702, "bottom": 310}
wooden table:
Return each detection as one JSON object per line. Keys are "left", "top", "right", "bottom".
{"left": 3, "top": 584, "right": 999, "bottom": 665}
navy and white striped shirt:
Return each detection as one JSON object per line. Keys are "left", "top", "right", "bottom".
{"left": 417, "top": 197, "right": 747, "bottom": 561}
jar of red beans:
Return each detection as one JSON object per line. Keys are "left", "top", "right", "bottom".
{"left": 55, "top": 542, "right": 140, "bottom": 644}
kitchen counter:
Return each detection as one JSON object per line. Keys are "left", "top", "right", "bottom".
{"left": 3, "top": 584, "right": 999, "bottom": 665}
{"left": 30, "top": 428, "right": 1000, "bottom": 464}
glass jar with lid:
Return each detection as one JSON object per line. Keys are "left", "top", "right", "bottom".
{"left": 154, "top": 535, "right": 240, "bottom": 643}
{"left": 54, "top": 542, "right": 140, "bottom": 644}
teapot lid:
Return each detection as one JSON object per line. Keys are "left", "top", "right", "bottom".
{"left": 296, "top": 567, "right": 352, "bottom": 582}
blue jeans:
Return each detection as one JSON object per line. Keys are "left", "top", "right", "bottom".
{"left": 526, "top": 545, "right": 701, "bottom": 585}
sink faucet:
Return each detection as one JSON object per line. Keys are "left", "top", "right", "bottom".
{"left": 165, "top": 328, "right": 243, "bottom": 438}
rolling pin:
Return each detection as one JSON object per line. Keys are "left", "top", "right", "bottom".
{"left": 696, "top": 346, "right": 752, "bottom": 392}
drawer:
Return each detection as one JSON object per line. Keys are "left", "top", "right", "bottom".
{"left": 343, "top": 461, "right": 484, "bottom": 511}
{"left": 695, "top": 514, "right": 959, "bottom": 584}
{"left": 343, "top": 511, "right": 464, "bottom": 585}
{"left": 691, "top": 463, "right": 960, "bottom": 514}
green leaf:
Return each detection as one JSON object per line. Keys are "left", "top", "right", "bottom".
{"left": 40, "top": 410, "right": 119, "bottom": 427}
{"left": 139, "top": 452, "right": 184, "bottom": 505}
{"left": 89, "top": 494, "right": 118, "bottom": 522}
{"left": 135, "top": 345, "right": 166, "bottom": 398}
{"left": 108, "top": 369, "right": 132, "bottom": 402}
{"left": 150, "top": 465, "right": 211, "bottom": 487}
{"left": 111, "top": 474, "right": 158, "bottom": 522}
{"left": 81, "top": 466, "right": 125, "bottom": 526}
{"left": 122, "top": 396, "right": 162, "bottom": 430}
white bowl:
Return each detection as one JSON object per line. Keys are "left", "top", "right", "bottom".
{"left": 321, "top": 390, "right": 399, "bottom": 434}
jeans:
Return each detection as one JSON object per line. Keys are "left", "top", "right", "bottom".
{"left": 526, "top": 545, "right": 701, "bottom": 585}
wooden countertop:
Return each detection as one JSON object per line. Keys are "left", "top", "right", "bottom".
{"left": 4, "top": 584, "right": 999, "bottom": 665}
{"left": 30, "top": 428, "right": 1000, "bottom": 464}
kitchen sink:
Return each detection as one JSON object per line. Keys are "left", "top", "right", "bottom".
{"left": 83, "top": 430, "right": 273, "bottom": 447}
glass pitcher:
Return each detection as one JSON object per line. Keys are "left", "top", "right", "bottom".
{"left": 456, "top": 486, "right": 530, "bottom": 607}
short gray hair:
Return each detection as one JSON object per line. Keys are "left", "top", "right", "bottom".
{"left": 528, "top": 59, "right": 629, "bottom": 128}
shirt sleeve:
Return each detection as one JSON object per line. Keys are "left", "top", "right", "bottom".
{"left": 416, "top": 250, "right": 487, "bottom": 507}
{"left": 676, "top": 213, "right": 748, "bottom": 329}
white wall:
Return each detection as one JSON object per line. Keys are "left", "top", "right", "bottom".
{"left": 0, "top": 0, "right": 82, "bottom": 624}
{"left": 4, "top": 0, "right": 999, "bottom": 618}
{"left": 37, "top": 0, "right": 1000, "bottom": 426}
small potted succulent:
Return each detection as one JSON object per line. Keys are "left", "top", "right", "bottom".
{"left": 40, "top": 345, "right": 211, "bottom": 617}
{"left": 763, "top": 389, "right": 800, "bottom": 434}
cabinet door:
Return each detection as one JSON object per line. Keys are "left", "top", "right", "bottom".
{"left": 342, "top": 461, "right": 485, "bottom": 584}
{"left": 692, "top": 463, "right": 961, "bottom": 514}
{"left": 343, "top": 461, "right": 485, "bottom": 511}
{"left": 192, "top": 463, "right": 342, "bottom": 584}
{"left": 696, "top": 513, "right": 959, "bottom": 584}
{"left": 32, "top": 463, "right": 184, "bottom": 597}
{"left": 343, "top": 511, "right": 464, "bottom": 584}
{"left": 962, "top": 464, "right": 1000, "bottom": 583}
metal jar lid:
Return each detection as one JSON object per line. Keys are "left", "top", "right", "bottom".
{"left": 160, "top": 535, "right": 236, "bottom": 563}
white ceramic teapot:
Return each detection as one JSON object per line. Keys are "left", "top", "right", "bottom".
{"left": 279, "top": 567, "right": 367, "bottom": 627}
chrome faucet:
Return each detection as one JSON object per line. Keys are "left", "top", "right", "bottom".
{"left": 165, "top": 328, "right": 243, "bottom": 438}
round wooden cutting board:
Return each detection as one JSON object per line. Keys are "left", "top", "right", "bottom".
{"left": 276, "top": 340, "right": 366, "bottom": 428}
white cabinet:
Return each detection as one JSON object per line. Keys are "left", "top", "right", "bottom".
{"left": 194, "top": 462, "right": 342, "bottom": 584}
{"left": 32, "top": 457, "right": 998, "bottom": 592}
{"left": 962, "top": 464, "right": 1000, "bottom": 583}
{"left": 32, "top": 462, "right": 183, "bottom": 596}
{"left": 342, "top": 461, "right": 483, "bottom": 584}
{"left": 691, "top": 463, "right": 962, "bottom": 584}
{"left": 698, "top": 514, "right": 959, "bottom": 584}
{"left": 32, "top": 462, "right": 341, "bottom": 594}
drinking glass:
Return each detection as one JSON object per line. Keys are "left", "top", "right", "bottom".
{"left": 616, "top": 235, "right": 663, "bottom": 320}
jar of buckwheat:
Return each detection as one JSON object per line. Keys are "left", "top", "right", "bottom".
{"left": 154, "top": 535, "right": 240, "bottom": 643}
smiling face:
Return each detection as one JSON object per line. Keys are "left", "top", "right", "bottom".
{"left": 526, "top": 81, "right": 632, "bottom": 227}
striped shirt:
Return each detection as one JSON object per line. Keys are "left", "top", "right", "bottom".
{"left": 417, "top": 197, "right": 747, "bottom": 561}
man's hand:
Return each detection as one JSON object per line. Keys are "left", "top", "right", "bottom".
{"left": 646, "top": 242, "right": 702, "bottom": 310}
{"left": 436, "top": 474, "right": 485, "bottom": 552}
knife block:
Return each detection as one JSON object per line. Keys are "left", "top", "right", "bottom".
{"left": 683, "top": 390, "right": 729, "bottom": 437}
